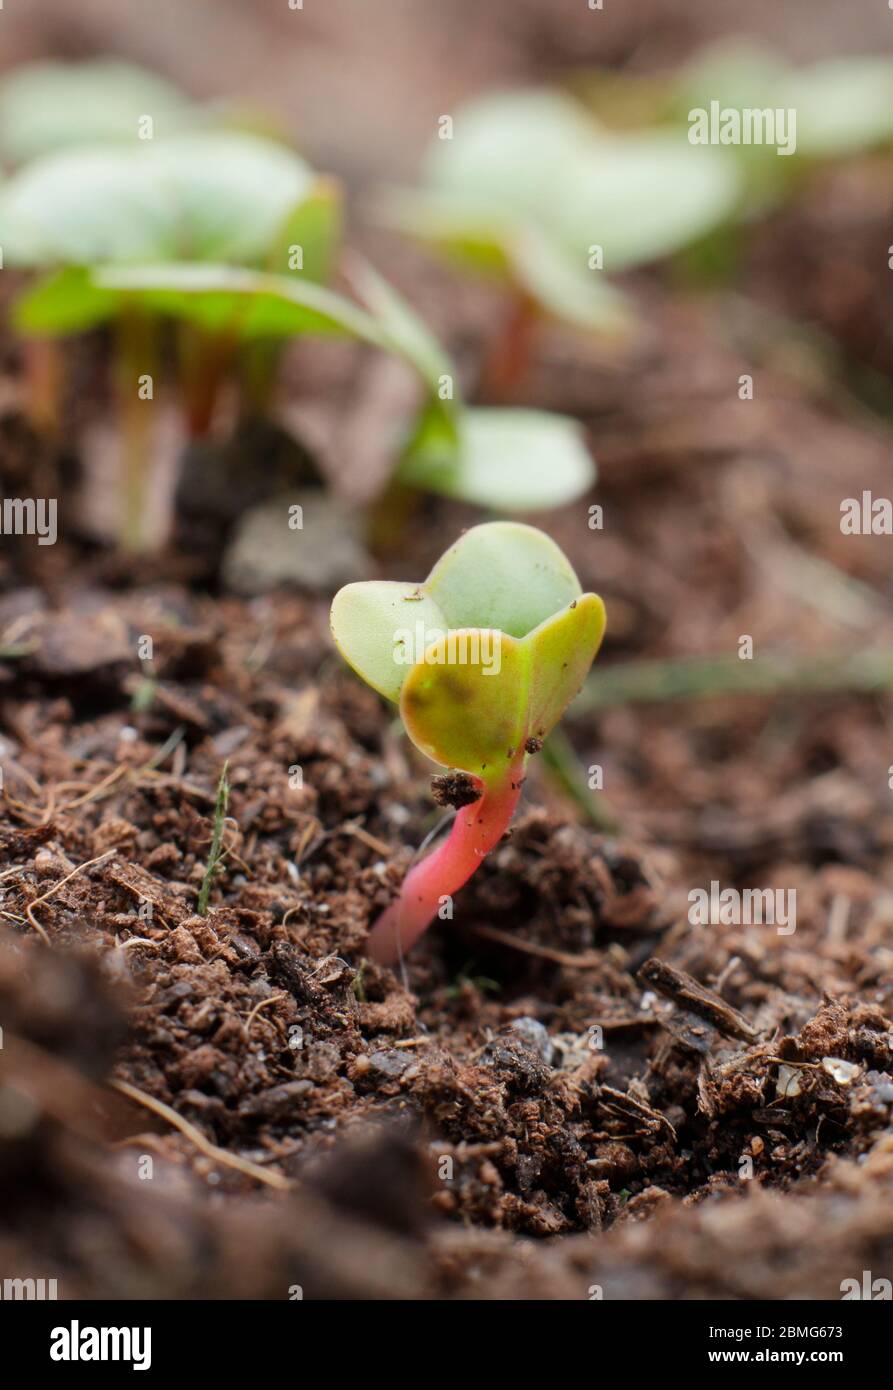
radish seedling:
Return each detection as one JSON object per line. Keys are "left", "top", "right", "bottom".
{"left": 0, "top": 131, "right": 343, "bottom": 548}
{"left": 330, "top": 522, "right": 606, "bottom": 963}
{"left": 577, "top": 45, "right": 893, "bottom": 243}
{"left": 675, "top": 42, "right": 893, "bottom": 165}
{"left": 0, "top": 122, "right": 597, "bottom": 552}
{"left": 9, "top": 253, "right": 596, "bottom": 550}
{"left": 351, "top": 259, "right": 596, "bottom": 513}
{"left": 378, "top": 89, "right": 740, "bottom": 386}
{"left": 665, "top": 43, "right": 893, "bottom": 243}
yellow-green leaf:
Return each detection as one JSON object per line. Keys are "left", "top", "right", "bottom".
{"left": 400, "top": 593, "right": 605, "bottom": 776}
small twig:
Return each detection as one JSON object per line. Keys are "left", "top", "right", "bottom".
{"left": 243, "top": 992, "right": 288, "bottom": 1032}
{"left": 109, "top": 1077, "right": 291, "bottom": 1191}
{"left": 339, "top": 820, "right": 393, "bottom": 858}
{"left": 826, "top": 894, "right": 851, "bottom": 944}
{"left": 638, "top": 957, "right": 759, "bottom": 1043}
{"left": 713, "top": 954, "right": 742, "bottom": 996}
{"left": 137, "top": 725, "right": 187, "bottom": 774}
{"left": 599, "top": 1083, "right": 676, "bottom": 1138}
{"left": 471, "top": 923, "right": 603, "bottom": 969}
{"left": 61, "top": 763, "right": 128, "bottom": 811}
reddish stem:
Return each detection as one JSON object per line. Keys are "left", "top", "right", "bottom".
{"left": 23, "top": 338, "right": 62, "bottom": 438}
{"left": 366, "top": 761, "right": 524, "bottom": 965}
{"left": 480, "top": 291, "right": 539, "bottom": 401}
{"left": 179, "top": 323, "right": 238, "bottom": 438}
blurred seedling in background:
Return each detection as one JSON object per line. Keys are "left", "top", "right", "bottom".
{"left": 577, "top": 41, "right": 893, "bottom": 277}
{"left": 354, "top": 260, "right": 596, "bottom": 523}
{"left": 0, "top": 62, "right": 597, "bottom": 552}
{"left": 377, "top": 89, "right": 741, "bottom": 391}
{"left": 673, "top": 41, "right": 893, "bottom": 176}
{"left": 0, "top": 125, "right": 347, "bottom": 549}
{"left": 382, "top": 57, "right": 893, "bottom": 360}
{"left": 0, "top": 59, "right": 199, "bottom": 165}
{"left": 330, "top": 522, "right": 606, "bottom": 964}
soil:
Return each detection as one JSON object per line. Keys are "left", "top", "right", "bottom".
{"left": 2, "top": 0, "right": 893, "bottom": 1303}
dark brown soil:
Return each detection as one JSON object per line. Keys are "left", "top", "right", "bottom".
{"left": 3, "top": 264, "right": 893, "bottom": 1294}
{"left": 2, "top": 0, "right": 893, "bottom": 1303}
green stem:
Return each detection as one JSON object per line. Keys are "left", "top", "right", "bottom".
{"left": 237, "top": 340, "right": 282, "bottom": 423}
{"left": 541, "top": 726, "right": 620, "bottom": 833}
{"left": 573, "top": 649, "right": 893, "bottom": 715}
{"left": 197, "top": 762, "right": 230, "bottom": 917}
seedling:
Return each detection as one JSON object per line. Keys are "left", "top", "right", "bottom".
{"left": 378, "top": 89, "right": 740, "bottom": 387}
{"left": 351, "top": 259, "right": 596, "bottom": 513}
{"left": 330, "top": 522, "right": 606, "bottom": 963}
{"left": 674, "top": 41, "right": 893, "bottom": 166}
{"left": 658, "top": 44, "right": 893, "bottom": 280}
{"left": 583, "top": 44, "right": 893, "bottom": 264}
{"left": 0, "top": 130, "right": 345, "bottom": 548}
{"left": 10, "top": 260, "right": 596, "bottom": 547}
{"left": 0, "top": 119, "right": 597, "bottom": 551}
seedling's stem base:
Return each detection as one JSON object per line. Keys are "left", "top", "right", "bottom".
{"left": 366, "top": 759, "right": 524, "bottom": 964}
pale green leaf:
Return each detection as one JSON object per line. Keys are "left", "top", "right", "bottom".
{"left": 381, "top": 88, "right": 742, "bottom": 315}
{"left": 144, "top": 132, "right": 315, "bottom": 262}
{"left": 783, "top": 57, "right": 893, "bottom": 158}
{"left": 271, "top": 175, "right": 343, "bottom": 282}
{"left": 13, "top": 267, "right": 120, "bottom": 334}
{"left": 0, "top": 60, "right": 194, "bottom": 164}
{"left": 376, "top": 186, "right": 514, "bottom": 275}
{"left": 0, "top": 147, "right": 179, "bottom": 266}
{"left": 424, "top": 90, "right": 597, "bottom": 219}
{"left": 550, "top": 131, "right": 741, "bottom": 271}
{"left": 0, "top": 133, "right": 318, "bottom": 270}
{"left": 92, "top": 263, "right": 386, "bottom": 342}
{"left": 400, "top": 406, "right": 596, "bottom": 512}
{"left": 674, "top": 40, "right": 788, "bottom": 116}
{"left": 330, "top": 581, "right": 449, "bottom": 702}
{"left": 508, "top": 227, "right": 633, "bottom": 332}
{"left": 424, "top": 521, "right": 583, "bottom": 638}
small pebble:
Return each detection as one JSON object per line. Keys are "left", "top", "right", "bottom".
{"left": 821, "top": 1056, "right": 861, "bottom": 1085}
{"left": 369, "top": 1049, "right": 411, "bottom": 1078}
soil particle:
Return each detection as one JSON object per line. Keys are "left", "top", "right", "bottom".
{"left": 430, "top": 770, "right": 482, "bottom": 810}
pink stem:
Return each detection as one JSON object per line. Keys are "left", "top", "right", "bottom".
{"left": 366, "top": 762, "right": 525, "bottom": 965}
